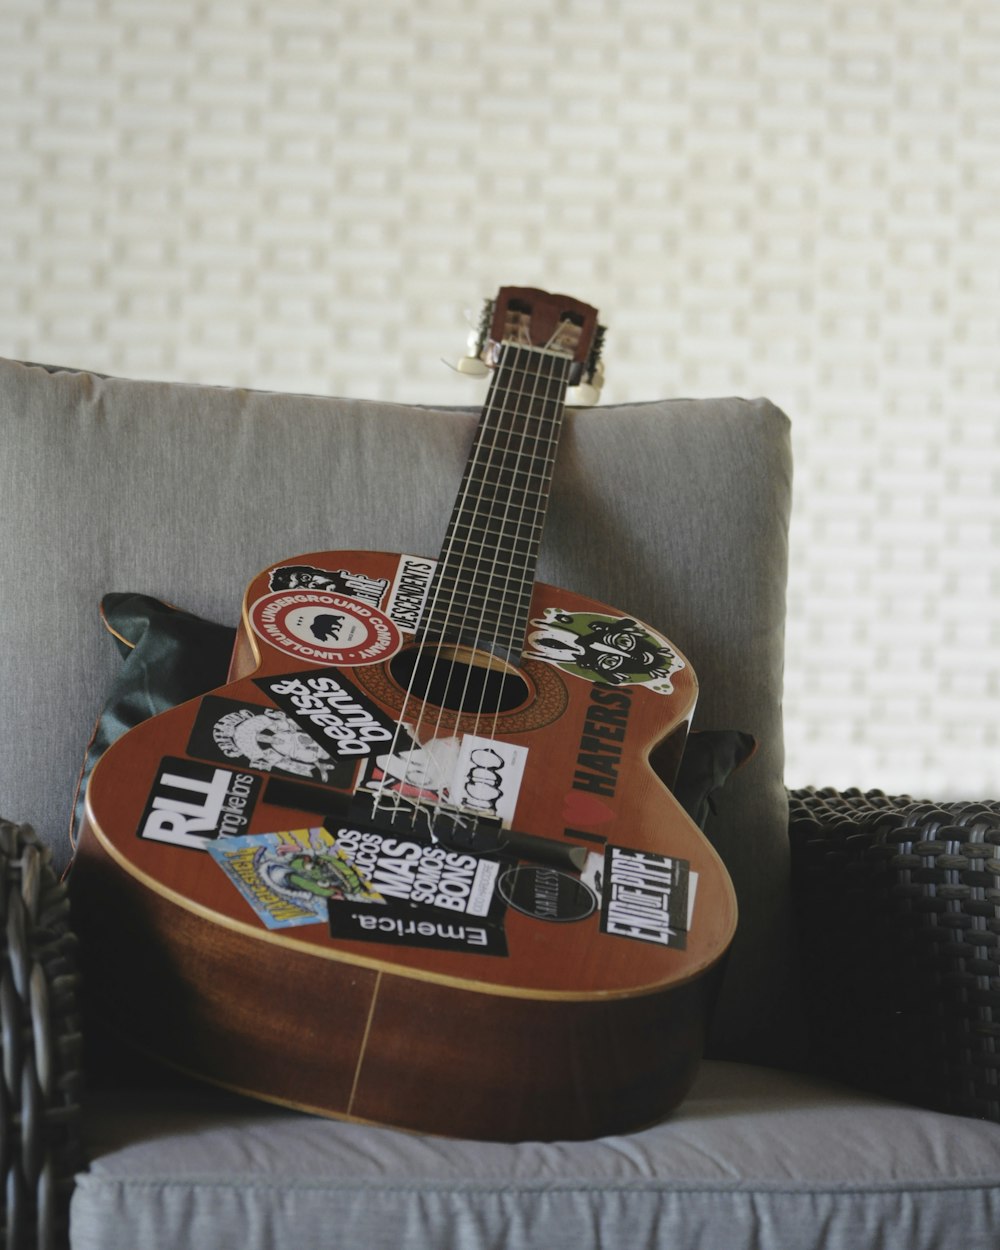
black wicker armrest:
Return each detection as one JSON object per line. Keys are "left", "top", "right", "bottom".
{"left": 0, "top": 819, "right": 83, "bottom": 1250}
{"left": 788, "top": 786, "right": 1000, "bottom": 1121}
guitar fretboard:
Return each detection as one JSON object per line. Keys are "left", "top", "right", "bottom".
{"left": 420, "top": 342, "right": 571, "bottom": 659}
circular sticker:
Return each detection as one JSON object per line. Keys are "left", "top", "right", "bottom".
{"left": 497, "top": 865, "right": 597, "bottom": 923}
{"left": 250, "top": 591, "right": 402, "bottom": 667}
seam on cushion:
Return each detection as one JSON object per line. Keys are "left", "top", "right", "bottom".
{"left": 73, "top": 1176, "right": 1000, "bottom": 1197}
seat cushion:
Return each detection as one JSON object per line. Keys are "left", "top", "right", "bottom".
{"left": 71, "top": 1061, "right": 1000, "bottom": 1250}
{"left": 0, "top": 356, "right": 792, "bottom": 1060}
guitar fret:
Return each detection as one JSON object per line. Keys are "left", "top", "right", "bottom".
{"left": 445, "top": 514, "right": 546, "bottom": 539}
{"left": 427, "top": 340, "right": 571, "bottom": 653}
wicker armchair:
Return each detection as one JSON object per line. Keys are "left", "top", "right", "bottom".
{"left": 0, "top": 819, "right": 83, "bottom": 1250}
{"left": 4, "top": 789, "right": 999, "bottom": 1248}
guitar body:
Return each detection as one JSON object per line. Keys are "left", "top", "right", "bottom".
{"left": 74, "top": 548, "right": 737, "bottom": 1141}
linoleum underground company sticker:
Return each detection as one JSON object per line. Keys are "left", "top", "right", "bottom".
{"left": 250, "top": 590, "right": 401, "bottom": 667}
{"left": 137, "top": 756, "right": 262, "bottom": 851}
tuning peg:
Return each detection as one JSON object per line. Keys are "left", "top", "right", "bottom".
{"left": 566, "top": 359, "right": 605, "bottom": 407}
{"left": 454, "top": 353, "right": 490, "bottom": 378}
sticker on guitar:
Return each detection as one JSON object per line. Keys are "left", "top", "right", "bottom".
{"left": 249, "top": 590, "right": 401, "bottom": 667}
{"left": 268, "top": 564, "right": 390, "bottom": 609}
{"left": 524, "top": 608, "right": 684, "bottom": 695}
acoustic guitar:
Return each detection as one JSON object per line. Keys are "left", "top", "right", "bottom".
{"left": 72, "top": 287, "right": 737, "bottom": 1141}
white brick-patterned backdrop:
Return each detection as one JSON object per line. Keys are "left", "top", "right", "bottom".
{"left": 2, "top": 0, "right": 997, "bottom": 798}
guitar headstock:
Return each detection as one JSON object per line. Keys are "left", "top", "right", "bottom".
{"left": 457, "top": 286, "right": 606, "bottom": 402}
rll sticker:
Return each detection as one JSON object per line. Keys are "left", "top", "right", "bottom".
{"left": 137, "top": 757, "right": 262, "bottom": 850}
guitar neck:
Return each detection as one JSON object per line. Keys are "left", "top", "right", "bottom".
{"left": 420, "top": 341, "right": 572, "bottom": 661}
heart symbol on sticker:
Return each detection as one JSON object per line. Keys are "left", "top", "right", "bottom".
{"left": 562, "top": 792, "right": 615, "bottom": 827}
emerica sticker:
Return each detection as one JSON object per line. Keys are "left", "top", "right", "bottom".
{"left": 328, "top": 900, "right": 508, "bottom": 956}
{"left": 249, "top": 590, "right": 401, "bottom": 667}
{"left": 137, "top": 757, "right": 262, "bottom": 850}
{"left": 599, "top": 846, "right": 691, "bottom": 949}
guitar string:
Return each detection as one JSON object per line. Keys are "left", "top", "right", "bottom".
{"left": 424, "top": 341, "right": 562, "bottom": 837}
{"left": 367, "top": 335, "right": 570, "bottom": 845}
{"left": 367, "top": 339, "right": 528, "bottom": 831}
{"left": 483, "top": 344, "right": 569, "bottom": 762}
{"left": 411, "top": 337, "right": 550, "bottom": 834}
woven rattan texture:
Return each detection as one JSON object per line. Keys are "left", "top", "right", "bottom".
{"left": 0, "top": 819, "right": 82, "bottom": 1250}
{"left": 789, "top": 787, "right": 1000, "bottom": 1122}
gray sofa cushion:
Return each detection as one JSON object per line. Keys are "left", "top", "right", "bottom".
{"left": 71, "top": 1061, "right": 1000, "bottom": 1250}
{"left": 0, "top": 356, "right": 793, "bottom": 1061}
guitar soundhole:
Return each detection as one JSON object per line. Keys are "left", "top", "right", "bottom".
{"left": 388, "top": 645, "right": 531, "bottom": 715}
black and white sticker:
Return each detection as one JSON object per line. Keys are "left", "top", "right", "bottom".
{"left": 137, "top": 757, "right": 262, "bottom": 850}
{"left": 328, "top": 898, "right": 508, "bottom": 956}
{"left": 363, "top": 732, "right": 527, "bottom": 829}
{"left": 327, "top": 822, "right": 510, "bottom": 925}
{"left": 255, "top": 668, "right": 395, "bottom": 759}
{"left": 385, "top": 555, "right": 436, "bottom": 633}
{"left": 187, "top": 695, "right": 358, "bottom": 789}
{"left": 267, "top": 563, "right": 389, "bottom": 609}
{"left": 599, "top": 846, "right": 691, "bottom": 949}
{"left": 497, "top": 865, "right": 598, "bottom": 923}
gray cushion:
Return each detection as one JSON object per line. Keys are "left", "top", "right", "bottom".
{"left": 0, "top": 356, "right": 793, "bottom": 1061}
{"left": 71, "top": 1061, "right": 1000, "bottom": 1250}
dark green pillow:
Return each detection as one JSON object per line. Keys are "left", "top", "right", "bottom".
{"left": 70, "top": 594, "right": 236, "bottom": 849}
{"left": 71, "top": 594, "right": 754, "bottom": 848}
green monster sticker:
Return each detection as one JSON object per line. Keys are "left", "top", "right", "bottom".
{"left": 208, "top": 827, "right": 383, "bottom": 929}
{"left": 525, "top": 608, "right": 684, "bottom": 695}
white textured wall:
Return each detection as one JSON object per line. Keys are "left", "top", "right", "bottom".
{"left": 3, "top": 0, "right": 997, "bottom": 798}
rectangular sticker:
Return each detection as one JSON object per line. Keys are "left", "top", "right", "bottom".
{"left": 451, "top": 735, "right": 528, "bottom": 828}
{"left": 328, "top": 898, "right": 508, "bottom": 956}
{"left": 328, "top": 821, "right": 508, "bottom": 920}
{"left": 187, "top": 694, "right": 358, "bottom": 789}
{"left": 207, "top": 826, "right": 381, "bottom": 929}
{"left": 599, "top": 845, "right": 691, "bottom": 949}
{"left": 385, "top": 554, "right": 436, "bottom": 633}
{"left": 137, "top": 757, "right": 262, "bottom": 850}
{"left": 362, "top": 731, "right": 527, "bottom": 831}
{"left": 255, "top": 668, "right": 395, "bottom": 759}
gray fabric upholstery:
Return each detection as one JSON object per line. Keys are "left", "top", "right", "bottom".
{"left": 6, "top": 357, "right": 999, "bottom": 1250}
{"left": 71, "top": 1062, "right": 1000, "bottom": 1250}
{"left": 0, "top": 356, "right": 793, "bottom": 1062}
